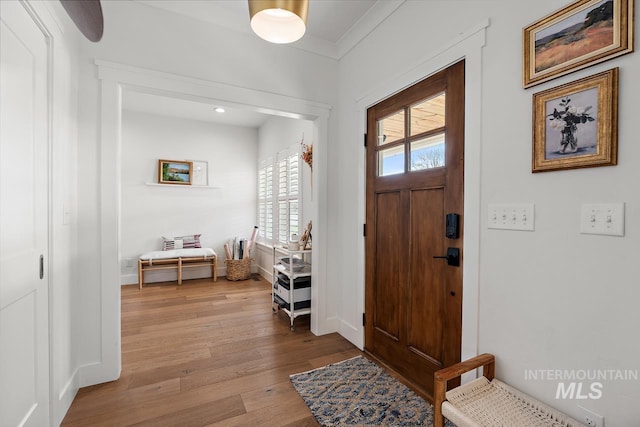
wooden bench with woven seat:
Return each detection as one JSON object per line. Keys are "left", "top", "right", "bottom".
{"left": 434, "top": 353, "right": 587, "bottom": 427}
{"left": 138, "top": 248, "right": 217, "bottom": 289}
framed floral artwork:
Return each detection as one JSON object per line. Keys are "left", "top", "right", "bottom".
{"left": 523, "top": 0, "right": 633, "bottom": 88}
{"left": 158, "top": 159, "right": 193, "bottom": 185}
{"left": 532, "top": 68, "right": 618, "bottom": 172}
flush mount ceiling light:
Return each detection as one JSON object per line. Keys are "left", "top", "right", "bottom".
{"left": 248, "top": 0, "right": 309, "bottom": 44}
{"left": 215, "top": 107, "right": 226, "bottom": 113}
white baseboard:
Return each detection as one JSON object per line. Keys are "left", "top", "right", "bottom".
{"left": 256, "top": 264, "right": 273, "bottom": 283}
{"left": 314, "top": 315, "right": 339, "bottom": 336}
{"left": 78, "top": 360, "right": 120, "bottom": 388}
{"left": 54, "top": 367, "right": 80, "bottom": 426}
{"left": 121, "top": 273, "right": 137, "bottom": 285}
{"left": 339, "top": 318, "right": 363, "bottom": 350}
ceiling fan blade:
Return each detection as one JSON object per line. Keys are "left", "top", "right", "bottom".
{"left": 59, "top": 0, "right": 104, "bottom": 42}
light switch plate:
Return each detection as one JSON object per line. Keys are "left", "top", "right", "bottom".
{"left": 580, "top": 203, "right": 624, "bottom": 236}
{"left": 488, "top": 203, "right": 535, "bottom": 231}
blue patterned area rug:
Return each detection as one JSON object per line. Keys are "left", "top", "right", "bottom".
{"left": 290, "top": 355, "right": 452, "bottom": 426}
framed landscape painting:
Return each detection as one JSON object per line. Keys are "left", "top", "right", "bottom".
{"left": 158, "top": 159, "right": 193, "bottom": 185}
{"left": 532, "top": 68, "right": 618, "bottom": 172}
{"left": 524, "top": 0, "right": 633, "bottom": 88}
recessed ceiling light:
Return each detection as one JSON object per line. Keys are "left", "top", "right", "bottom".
{"left": 215, "top": 107, "right": 225, "bottom": 113}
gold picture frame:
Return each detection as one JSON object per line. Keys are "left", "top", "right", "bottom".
{"left": 532, "top": 68, "right": 618, "bottom": 173}
{"left": 524, "top": 0, "right": 633, "bottom": 88}
{"left": 158, "top": 159, "right": 193, "bottom": 185}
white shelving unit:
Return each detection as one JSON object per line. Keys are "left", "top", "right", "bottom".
{"left": 272, "top": 246, "right": 312, "bottom": 331}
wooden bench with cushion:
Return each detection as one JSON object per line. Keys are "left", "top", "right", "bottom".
{"left": 138, "top": 248, "right": 217, "bottom": 289}
{"left": 434, "top": 353, "right": 587, "bottom": 427}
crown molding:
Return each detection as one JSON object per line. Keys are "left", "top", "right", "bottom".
{"left": 336, "top": 0, "right": 405, "bottom": 59}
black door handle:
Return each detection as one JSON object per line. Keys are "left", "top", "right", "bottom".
{"left": 433, "top": 248, "right": 460, "bottom": 267}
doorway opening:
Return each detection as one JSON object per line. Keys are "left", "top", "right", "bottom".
{"left": 95, "top": 61, "right": 332, "bottom": 383}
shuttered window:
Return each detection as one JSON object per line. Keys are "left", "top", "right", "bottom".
{"left": 258, "top": 147, "right": 300, "bottom": 245}
{"left": 257, "top": 160, "right": 273, "bottom": 240}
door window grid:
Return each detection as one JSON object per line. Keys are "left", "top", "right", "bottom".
{"left": 377, "top": 92, "right": 446, "bottom": 177}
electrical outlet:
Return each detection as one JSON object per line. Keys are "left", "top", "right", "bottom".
{"left": 578, "top": 406, "right": 604, "bottom": 427}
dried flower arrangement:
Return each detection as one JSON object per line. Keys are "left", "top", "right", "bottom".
{"left": 301, "top": 139, "right": 312, "bottom": 171}
{"left": 301, "top": 137, "right": 313, "bottom": 193}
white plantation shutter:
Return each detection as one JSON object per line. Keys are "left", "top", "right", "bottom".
{"left": 278, "top": 200, "right": 288, "bottom": 243}
{"left": 278, "top": 158, "right": 288, "bottom": 197}
{"left": 287, "top": 153, "right": 299, "bottom": 239}
{"left": 289, "top": 199, "right": 299, "bottom": 238}
{"left": 265, "top": 166, "right": 273, "bottom": 199}
{"left": 257, "top": 147, "right": 301, "bottom": 245}
{"left": 265, "top": 201, "right": 273, "bottom": 240}
{"left": 289, "top": 154, "right": 299, "bottom": 196}
{"left": 258, "top": 160, "right": 273, "bottom": 240}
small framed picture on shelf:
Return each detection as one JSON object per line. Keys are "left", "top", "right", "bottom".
{"left": 158, "top": 159, "right": 193, "bottom": 185}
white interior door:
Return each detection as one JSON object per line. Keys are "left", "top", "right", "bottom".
{"left": 0, "top": 1, "right": 50, "bottom": 425}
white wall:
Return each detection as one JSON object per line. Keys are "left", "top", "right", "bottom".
{"left": 334, "top": 1, "right": 640, "bottom": 426}
{"left": 50, "top": 34, "right": 81, "bottom": 427}
{"left": 120, "top": 110, "right": 258, "bottom": 283}
{"left": 254, "top": 115, "right": 314, "bottom": 281}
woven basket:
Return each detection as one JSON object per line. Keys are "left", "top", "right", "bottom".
{"left": 225, "top": 258, "right": 252, "bottom": 281}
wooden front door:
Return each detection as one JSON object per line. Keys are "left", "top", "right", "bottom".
{"left": 365, "top": 60, "right": 464, "bottom": 400}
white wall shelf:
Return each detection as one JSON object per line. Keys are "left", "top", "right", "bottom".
{"left": 144, "top": 182, "right": 221, "bottom": 189}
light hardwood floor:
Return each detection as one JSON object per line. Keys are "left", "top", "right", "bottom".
{"left": 62, "top": 276, "right": 361, "bottom": 426}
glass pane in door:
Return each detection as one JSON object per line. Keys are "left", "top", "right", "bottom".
{"left": 410, "top": 93, "right": 445, "bottom": 136}
{"left": 378, "top": 144, "right": 405, "bottom": 176}
{"left": 410, "top": 133, "right": 445, "bottom": 171}
{"left": 377, "top": 110, "right": 404, "bottom": 145}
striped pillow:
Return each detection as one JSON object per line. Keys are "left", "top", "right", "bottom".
{"left": 162, "top": 234, "right": 201, "bottom": 251}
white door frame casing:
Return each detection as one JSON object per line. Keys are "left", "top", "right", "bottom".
{"left": 345, "top": 20, "right": 488, "bottom": 378}
{"left": 89, "top": 61, "right": 333, "bottom": 383}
